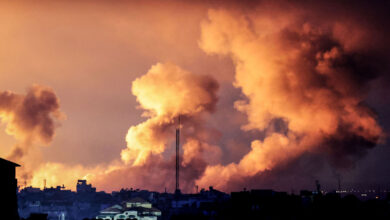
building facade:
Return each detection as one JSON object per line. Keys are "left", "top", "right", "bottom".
{"left": 0, "top": 158, "right": 20, "bottom": 220}
{"left": 96, "top": 197, "right": 161, "bottom": 220}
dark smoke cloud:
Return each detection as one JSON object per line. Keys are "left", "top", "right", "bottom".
{"left": 0, "top": 85, "right": 63, "bottom": 161}
{"left": 195, "top": 0, "right": 389, "bottom": 191}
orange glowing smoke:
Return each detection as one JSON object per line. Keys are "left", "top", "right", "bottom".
{"left": 1, "top": 63, "right": 220, "bottom": 191}
{"left": 3, "top": 2, "right": 387, "bottom": 192}
{"left": 195, "top": 9, "right": 383, "bottom": 190}
{"left": 0, "top": 85, "right": 64, "bottom": 184}
{"left": 121, "top": 62, "right": 219, "bottom": 166}
{"left": 29, "top": 161, "right": 124, "bottom": 190}
{"left": 86, "top": 62, "right": 220, "bottom": 192}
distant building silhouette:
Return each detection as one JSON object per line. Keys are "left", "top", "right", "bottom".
{"left": 77, "top": 180, "right": 96, "bottom": 193}
{"left": 0, "top": 157, "right": 20, "bottom": 220}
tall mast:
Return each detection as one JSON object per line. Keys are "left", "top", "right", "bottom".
{"left": 175, "top": 116, "right": 180, "bottom": 193}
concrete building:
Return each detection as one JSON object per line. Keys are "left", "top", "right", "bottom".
{"left": 96, "top": 197, "right": 161, "bottom": 220}
{"left": 0, "top": 157, "right": 20, "bottom": 220}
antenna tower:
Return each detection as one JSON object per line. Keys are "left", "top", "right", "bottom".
{"left": 175, "top": 116, "right": 181, "bottom": 194}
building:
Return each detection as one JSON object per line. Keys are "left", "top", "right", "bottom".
{"left": 0, "top": 157, "right": 20, "bottom": 220}
{"left": 77, "top": 180, "right": 96, "bottom": 193}
{"left": 96, "top": 197, "right": 161, "bottom": 220}
{"left": 172, "top": 186, "right": 229, "bottom": 209}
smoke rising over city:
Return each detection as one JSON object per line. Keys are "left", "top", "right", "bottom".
{"left": 0, "top": 85, "right": 63, "bottom": 181}
{"left": 195, "top": 4, "right": 386, "bottom": 190}
{"left": 0, "top": 0, "right": 389, "bottom": 193}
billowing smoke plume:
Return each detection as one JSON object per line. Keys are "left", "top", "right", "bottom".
{"left": 0, "top": 85, "right": 63, "bottom": 183}
{"left": 195, "top": 6, "right": 385, "bottom": 190}
{"left": 13, "top": 1, "right": 389, "bottom": 192}
{"left": 5, "top": 63, "right": 219, "bottom": 191}
{"left": 88, "top": 62, "right": 220, "bottom": 192}
{"left": 0, "top": 85, "right": 63, "bottom": 160}
{"left": 121, "top": 62, "right": 219, "bottom": 166}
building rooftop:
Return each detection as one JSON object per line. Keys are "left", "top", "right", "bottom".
{"left": 124, "top": 197, "right": 150, "bottom": 204}
{"left": 0, "top": 157, "right": 20, "bottom": 167}
{"left": 100, "top": 206, "right": 122, "bottom": 213}
{"left": 124, "top": 206, "right": 161, "bottom": 213}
